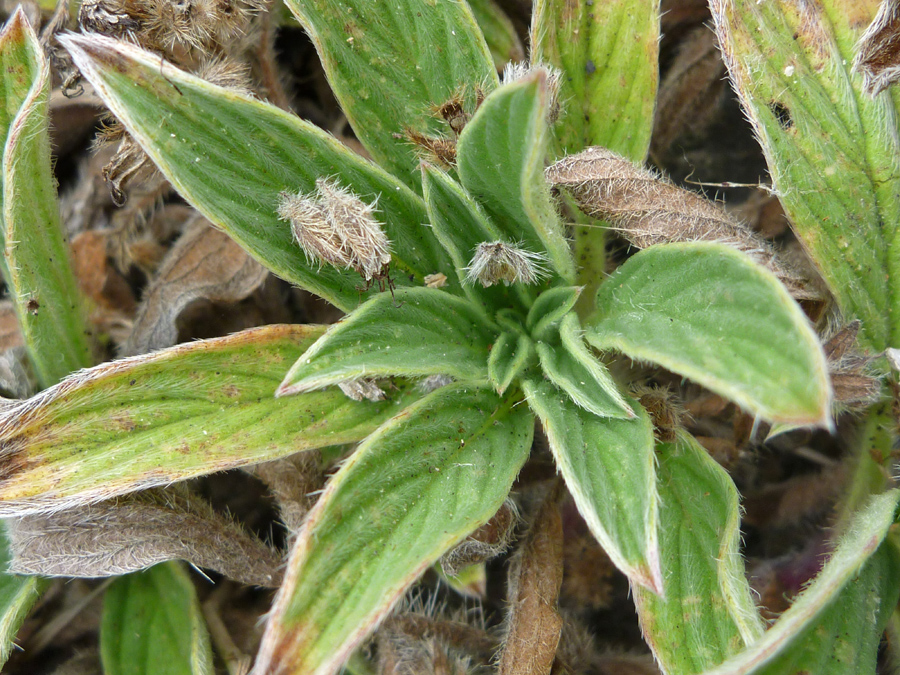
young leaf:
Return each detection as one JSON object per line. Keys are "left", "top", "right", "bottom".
{"left": 523, "top": 379, "right": 660, "bottom": 593}
{"left": 252, "top": 385, "right": 534, "bottom": 675}
{"left": 282, "top": 0, "right": 497, "bottom": 189}
{"left": 1, "top": 10, "right": 93, "bottom": 386}
{"left": 488, "top": 331, "right": 535, "bottom": 395}
{"left": 0, "top": 522, "right": 46, "bottom": 669}
{"left": 526, "top": 286, "right": 581, "bottom": 342}
{"left": 456, "top": 71, "right": 576, "bottom": 284}
{"left": 101, "top": 562, "right": 213, "bottom": 675}
{"left": 632, "top": 432, "right": 765, "bottom": 674}
{"left": 587, "top": 243, "right": 831, "bottom": 426}
{"left": 277, "top": 288, "right": 496, "bottom": 397}
{"left": 60, "top": 33, "right": 453, "bottom": 312}
{"left": 700, "top": 489, "right": 900, "bottom": 675}
{"left": 536, "top": 313, "right": 632, "bottom": 419}
{"left": 0, "top": 325, "right": 420, "bottom": 516}
{"left": 710, "top": 0, "right": 900, "bottom": 351}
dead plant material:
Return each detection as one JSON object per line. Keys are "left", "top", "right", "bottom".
{"left": 854, "top": 0, "right": 900, "bottom": 95}
{"left": 405, "top": 129, "right": 457, "bottom": 168}
{"left": 7, "top": 487, "right": 283, "bottom": 587}
{"left": 820, "top": 321, "right": 882, "bottom": 411}
{"left": 633, "top": 385, "right": 686, "bottom": 444}
{"left": 381, "top": 613, "right": 497, "bottom": 666}
{"left": 545, "top": 147, "right": 818, "bottom": 299}
{"left": 245, "top": 452, "right": 323, "bottom": 536}
{"left": 338, "top": 378, "right": 387, "bottom": 402}
{"left": 498, "top": 486, "right": 564, "bottom": 675}
{"left": 122, "top": 216, "right": 268, "bottom": 356}
{"left": 440, "top": 499, "right": 518, "bottom": 577}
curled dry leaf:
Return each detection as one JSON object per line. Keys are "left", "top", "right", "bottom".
{"left": 498, "top": 486, "right": 564, "bottom": 675}
{"left": 545, "top": 147, "right": 817, "bottom": 299}
{"left": 822, "top": 320, "right": 881, "bottom": 411}
{"left": 245, "top": 452, "right": 324, "bottom": 535}
{"left": 379, "top": 613, "right": 497, "bottom": 667}
{"left": 440, "top": 499, "right": 518, "bottom": 577}
{"left": 854, "top": 0, "right": 900, "bottom": 95}
{"left": 7, "top": 488, "right": 283, "bottom": 587}
{"left": 122, "top": 216, "right": 268, "bottom": 356}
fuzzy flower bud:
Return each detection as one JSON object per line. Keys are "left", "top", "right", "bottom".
{"left": 464, "top": 241, "right": 548, "bottom": 287}
{"left": 277, "top": 178, "right": 391, "bottom": 281}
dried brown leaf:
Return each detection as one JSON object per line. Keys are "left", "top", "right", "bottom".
{"left": 379, "top": 613, "right": 497, "bottom": 669}
{"left": 440, "top": 499, "right": 518, "bottom": 577}
{"left": 499, "top": 487, "right": 564, "bottom": 675}
{"left": 7, "top": 487, "right": 283, "bottom": 586}
{"left": 854, "top": 0, "right": 900, "bottom": 95}
{"left": 545, "top": 147, "right": 818, "bottom": 299}
{"left": 245, "top": 452, "right": 323, "bottom": 535}
{"left": 122, "top": 216, "right": 268, "bottom": 355}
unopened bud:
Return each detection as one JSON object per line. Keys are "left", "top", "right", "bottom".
{"left": 464, "top": 241, "right": 548, "bottom": 287}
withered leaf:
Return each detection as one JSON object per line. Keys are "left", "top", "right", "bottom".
{"left": 123, "top": 216, "right": 268, "bottom": 356}
{"left": 440, "top": 499, "right": 518, "bottom": 577}
{"left": 546, "top": 147, "right": 817, "bottom": 299}
{"left": 7, "top": 488, "right": 283, "bottom": 587}
{"left": 245, "top": 453, "right": 324, "bottom": 535}
{"left": 498, "top": 487, "right": 564, "bottom": 675}
{"left": 854, "top": 0, "right": 900, "bottom": 95}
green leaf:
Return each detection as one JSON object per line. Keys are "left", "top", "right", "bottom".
{"left": 527, "top": 285, "right": 581, "bottom": 341}
{"left": 633, "top": 432, "right": 765, "bottom": 674}
{"left": 252, "top": 384, "right": 533, "bottom": 675}
{"left": 710, "top": 0, "right": 899, "bottom": 351}
{"left": 60, "top": 33, "right": 453, "bottom": 312}
{"left": 587, "top": 243, "right": 831, "bottom": 426}
{"left": 101, "top": 562, "right": 213, "bottom": 675}
{"left": 536, "top": 314, "right": 632, "bottom": 418}
{"left": 0, "top": 325, "right": 420, "bottom": 516}
{"left": 700, "top": 489, "right": 900, "bottom": 675}
{"left": 456, "top": 71, "right": 576, "bottom": 283}
{"left": 523, "top": 379, "right": 660, "bottom": 592}
{"left": 530, "top": 0, "right": 660, "bottom": 159}
{"left": 283, "top": 0, "right": 497, "bottom": 188}
{"left": 278, "top": 289, "right": 496, "bottom": 397}
{"left": 488, "top": 331, "right": 534, "bottom": 395}
{"left": 0, "top": 522, "right": 46, "bottom": 669}
{"left": 1, "top": 11, "right": 93, "bottom": 386}
{"left": 467, "top": 0, "right": 524, "bottom": 70}
{"left": 420, "top": 163, "right": 528, "bottom": 313}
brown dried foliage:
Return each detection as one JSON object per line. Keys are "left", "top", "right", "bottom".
{"left": 854, "top": 0, "right": 900, "bottom": 94}
{"left": 440, "top": 499, "right": 518, "bottom": 577}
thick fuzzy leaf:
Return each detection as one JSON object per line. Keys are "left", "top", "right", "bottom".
{"left": 101, "top": 562, "right": 213, "bottom": 675}
{"left": 283, "top": 0, "right": 497, "bottom": 188}
{"left": 633, "top": 433, "right": 765, "bottom": 674}
{"left": 457, "top": 72, "right": 576, "bottom": 283}
{"left": 527, "top": 286, "right": 581, "bottom": 342}
{"left": 0, "top": 522, "right": 45, "bottom": 669}
{"left": 252, "top": 385, "right": 533, "bottom": 675}
{"left": 701, "top": 489, "right": 900, "bottom": 675}
{"left": 0, "top": 325, "right": 420, "bottom": 516}
{"left": 523, "top": 379, "right": 660, "bottom": 592}
{"left": 488, "top": 331, "right": 534, "bottom": 395}
{"left": 711, "top": 0, "right": 900, "bottom": 351}
{"left": 468, "top": 0, "right": 524, "bottom": 70}
{"left": 61, "top": 33, "right": 452, "bottom": 312}
{"left": 587, "top": 243, "right": 831, "bottom": 426}
{"left": 1, "top": 11, "right": 93, "bottom": 386}
{"left": 278, "top": 289, "right": 496, "bottom": 396}
{"left": 420, "top": 163, "right": 528, "bottom": 313}
{"left": 536, "top": 313, "right": 632, "bottom": 419}
{"left": 530, "top": 0, "right": 659, "bottom": 159}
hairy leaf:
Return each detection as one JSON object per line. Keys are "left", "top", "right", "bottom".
{"left": 523, "top": 379, "right": 660, "bottom": 592}
{"left": 1, "top": 10, "right": 93, "bottom": 386}
{"left": 468, "top": 0, "right": 524, "bottom": 70}
{"left": 457, "top": 71, "right": 576, "bottom": 283}
{"left": 711, "top": 0, "right": 900, "bottom": 350}
{"left": 587, "top": 243, "right": 831, "bottom": 426}
{"left": 701, "top": 489, "right": 900, "bottom": 675}
{"left": 855, "top": 0, "right": 900, "bottom": 95}
{"left": 0, "top": 325, "right": 420, "bottom": 516}
{"left": 488, "top": 331, "right": 534, "bottom": 395}
{"left": 101, "top": 562, "right": 213, "bottom": 675}
{"left": 7, "top": 489, "right": 283, "bottom": 586}
{"left": 278, "top": 288, "right": 496, "bottom": 397}
{"left": 0, "top": 523, "right": 46, "bottom": 669}
{"left": 61, "top": 33, "right": 453, "bottom": 312}
{"left": 283, "top": 0, "right": 497, "bottom": 188}
{"left": 526, "top": 286, "right": 581, "bottom": 342}
{"left": 633, "top": 432, "right": 765, "bottom": 674}
{"left": 252, "top": 385, "right": 533, "bottom": 675}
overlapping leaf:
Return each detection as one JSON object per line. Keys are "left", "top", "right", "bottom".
{"left": 61, "top": 33, "right": 453, "bottom": 312}
{"left": 0, "top": 523, "right": 45, "bottom": 669}
{"left": 252, "top": 385, "right": 533, "bottom": 675}
{"left": 587, "top": 243, "right": 831, "bottom": 426}
{"left": 0, "top": 325, "right": 420, "bottom": 516}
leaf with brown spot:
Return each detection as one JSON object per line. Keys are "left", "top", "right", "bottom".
{"left": 7, "top": 488, "right": 283, "bottom": 586}
{"left": 0, "top": 324, "right": 423, "bottom": 516}
{"left": 122, "top": 217, "right": 269, "bottom": 356}
{"left": 498, "top": 485, "right": 563, "bottom": 675}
